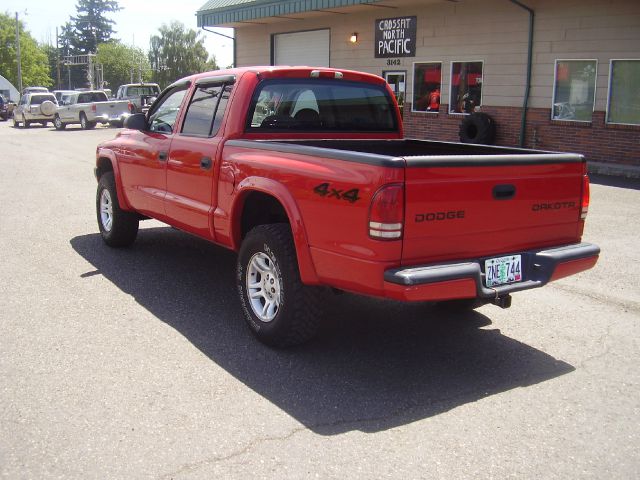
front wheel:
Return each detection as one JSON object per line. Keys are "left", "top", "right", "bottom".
{"left": 237, "top": 224, "right": 323, "bottom": 347}
{"left": 96, "top": 172, "right": 139, "bottom": 247}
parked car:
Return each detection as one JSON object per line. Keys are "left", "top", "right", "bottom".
{"left": 22, "top": 86, "right": 49, "bottom": 95}
{"left": 95, "top": 66, "right": 600, "bottom": 347}
{"left": 55, "top": 90, "right": 130, "bottom": 130}
{"left": 0, "top": 94, "right": 9, "bottom": 121}
{"left": 53, "top": 90, "right": 76, "bottom": 103}
{"left": 115, "top": 83, "right": 160, "bottom": 114}
{"left": 13, "top": 93, "right": 58, "bottom": 128}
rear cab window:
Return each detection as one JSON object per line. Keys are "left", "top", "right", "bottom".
{"left": 30, "top": 94, "right": 57, "bottom": 105}
{"left": 247, "top": 79, "right": 397, "bottom": 133}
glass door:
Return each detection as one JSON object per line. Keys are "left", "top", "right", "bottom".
{"left": 383, "top": 70, "right": 406, "bottom": 115}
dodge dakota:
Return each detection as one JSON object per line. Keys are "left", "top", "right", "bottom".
{"left": 95, "top": 66, "right": 600, "bottom": 347}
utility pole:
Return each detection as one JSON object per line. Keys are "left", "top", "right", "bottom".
{"left": 56, "top": 27, "right": 61, "bottom": 90}
{"left": 15, "top": 12, "right": 23, "bottom": 93}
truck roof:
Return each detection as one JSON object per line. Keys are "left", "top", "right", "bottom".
{"left": 170, "top": 66, "right": 388, "bottom": 89}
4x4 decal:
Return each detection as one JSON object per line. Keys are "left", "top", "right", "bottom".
{"left": 313, "top": 183, "right": 361, "bottom": 203}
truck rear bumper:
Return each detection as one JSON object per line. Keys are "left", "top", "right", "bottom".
{"left": 383, "top": 242, "right": 600, "bottom": 302}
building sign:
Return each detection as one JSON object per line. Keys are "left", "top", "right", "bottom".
{"left": 375, "top": 16, "right": 417, "bottom": 58}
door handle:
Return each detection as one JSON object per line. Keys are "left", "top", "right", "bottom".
{"left": 200, "top": 156, "right": 212, "bottom": 170}
{"left": 493, "top": 184, "right": 516, "bottom": 200}
{"left": 158, "top": 151, "right": 168, "bottom": 162}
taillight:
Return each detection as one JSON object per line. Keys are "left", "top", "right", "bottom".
{"left": 91, "top": 104, "right": 97, "bottom": 112}
{"left": 128, "top": 101, "right": 134, "bottom": 113}
{"left": 581, "top": 174, "right": 590, "bottom": 220}
{"left": 369, "top": 184, "right": 404, "bottom": 240}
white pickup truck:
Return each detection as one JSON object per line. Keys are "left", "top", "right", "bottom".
{"left": 54, "top": 91, "right": 130, "bottom": 130}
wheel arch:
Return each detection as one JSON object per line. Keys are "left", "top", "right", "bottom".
{"left": 95, "top": 150, "right": 132, "bottom": 211}
{"left": 232, "top": 178, "right": 320, "bottom": 285}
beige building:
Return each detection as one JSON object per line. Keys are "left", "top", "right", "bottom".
{"left": 197, "top": 0, "right": 640, "bottom": 176}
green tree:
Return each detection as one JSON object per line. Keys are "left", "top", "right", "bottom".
{"left": 97, "top": 41, "right": 151, "bottom": 91}
{"left": 70, "top": 0, "right": 122, "bottom": 54}
{"left": 148, "top": 22, "right": 210, "bottom": 87}
{"left": 0, "top": 13, "right": 52, "bottom": 93}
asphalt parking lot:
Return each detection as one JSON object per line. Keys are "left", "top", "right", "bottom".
{"left": 0, "top": 119, "right": 638, "bottom": 479}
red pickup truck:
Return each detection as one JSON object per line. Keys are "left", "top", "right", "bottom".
{"left": 95, "top": 66, "right": 599, "bottom": 347}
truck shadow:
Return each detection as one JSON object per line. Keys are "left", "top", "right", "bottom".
{"left": 71, "top": 227, "right": 574, "bottom": 435}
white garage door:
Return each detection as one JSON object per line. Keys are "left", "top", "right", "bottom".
{"left": 273, "top": 29, "right": 330, "bottom": 67}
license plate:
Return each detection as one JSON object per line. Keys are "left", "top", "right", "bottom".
{"left": 485, "top": 255, "right": 522, "bottom": 287}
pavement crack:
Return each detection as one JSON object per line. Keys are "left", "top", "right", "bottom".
{"left": 551, "top": 283, "right": 640, "bottom": 313}
{"left": 157, "top": 425, "right": 308, "bottom": 480}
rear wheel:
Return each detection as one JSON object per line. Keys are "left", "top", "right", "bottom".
{"left": 80, "top": 113, "right": 96, "bottom": 130}
{"left": 54, "top": 115, "right": 66, "bottom": 130}
{"left": 237, "top": 223, "right": 323, "bottom": 347}
{"left": 96, "top": 172, "right": 139, "bottom": 247}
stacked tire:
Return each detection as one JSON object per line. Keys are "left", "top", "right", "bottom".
{"left": 459, "top": 112, "right": 496, "bottom": 145}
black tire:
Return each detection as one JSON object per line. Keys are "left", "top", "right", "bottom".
{"left": 96, "top": 172, "right": 139, "bottom": 247}
{"left": 459, "top": 112, "right": 496, "bottom": 145}
{"left": 237, "top": 223, "right": 323, "bottom": 347}
{"left": 80, "top": 113, "right": 96, "bottom": 130}
{"left": 54, "top": 115, "right": 66, "bottom": 131}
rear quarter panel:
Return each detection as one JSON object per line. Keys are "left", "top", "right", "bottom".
{"left": 217, "top": 144, "right": 405, "bottom": 270}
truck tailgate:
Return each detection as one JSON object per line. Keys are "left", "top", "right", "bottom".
{"left": 402, "top": 155, "right": 586, "bottom": 265}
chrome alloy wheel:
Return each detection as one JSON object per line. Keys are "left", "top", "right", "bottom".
{"left": 246, "top": 252, "right": 281, "bottom": 322}
{"left": 99, "top": 188, "right": 113, "bottom": 232}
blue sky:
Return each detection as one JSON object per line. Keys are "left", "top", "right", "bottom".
{"left": 3, "top": 0, "right": 234, "bottom": 67}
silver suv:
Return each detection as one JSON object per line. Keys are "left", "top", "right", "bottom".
{"left": 13, "top": 93, "right": 58, "bottom": 128}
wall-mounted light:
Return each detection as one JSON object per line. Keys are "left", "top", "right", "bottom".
{"left": 349, "top": 33, "right": 358, "bottom": 44}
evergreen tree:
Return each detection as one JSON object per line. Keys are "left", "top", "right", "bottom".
{"left": 70, "top": 0, "right": 122, "bottom": 54}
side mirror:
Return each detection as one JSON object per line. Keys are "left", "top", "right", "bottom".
{"left": 124, "top": 113, "right": 146, "bottom": 131}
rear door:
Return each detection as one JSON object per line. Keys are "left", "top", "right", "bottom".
{"left": 402, "top": 155, "right": 586, "bottom": 265}
{"left": 165, "top": 77, "right": 234, "bottom": 238}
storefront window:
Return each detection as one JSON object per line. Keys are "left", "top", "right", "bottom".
{"left": 607, "top": 60, "right": 640, "bottom": 125}
{"left": 552, "top": 60, "right": 597, "bottom": 122}
{"left": 412, "top": 62, "right": 441, "bottom": 113}
{"left": 450, "top": 61, "right": 483, "bottom": 114}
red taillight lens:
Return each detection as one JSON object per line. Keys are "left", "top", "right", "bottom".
{"left": 369, "top": 184, "right": 404, "bottom": 240}
{"left": 581, "top": 174, "right": 590, "bottom": 219}
{"left": 91, "top": 104, "right": 97, "bottom": 112}
{"left": 128, "top": 101, "right": 134, "bottom": 113}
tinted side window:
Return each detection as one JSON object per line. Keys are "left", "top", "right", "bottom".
{"left": 148, "top": 88, "right": 188, "bottom": 134}
{"left": 182, "top": 85, "right": 222, "bottom": 136}
{"left": 211, "top": 85, "right": 232, "bottom": 135}
{"left": 181, "top": 83, "right": 232, "bottom": 137}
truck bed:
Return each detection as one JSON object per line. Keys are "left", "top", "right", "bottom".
{"left": 228, "top": 138, "right": 587, "bottom": 266}
{"left": 229, "top": 138, "right": 582, "bottom": 164}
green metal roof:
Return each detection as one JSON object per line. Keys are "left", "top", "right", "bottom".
{"left": 197, "top": 0, "right": 385, "bottom": 27}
